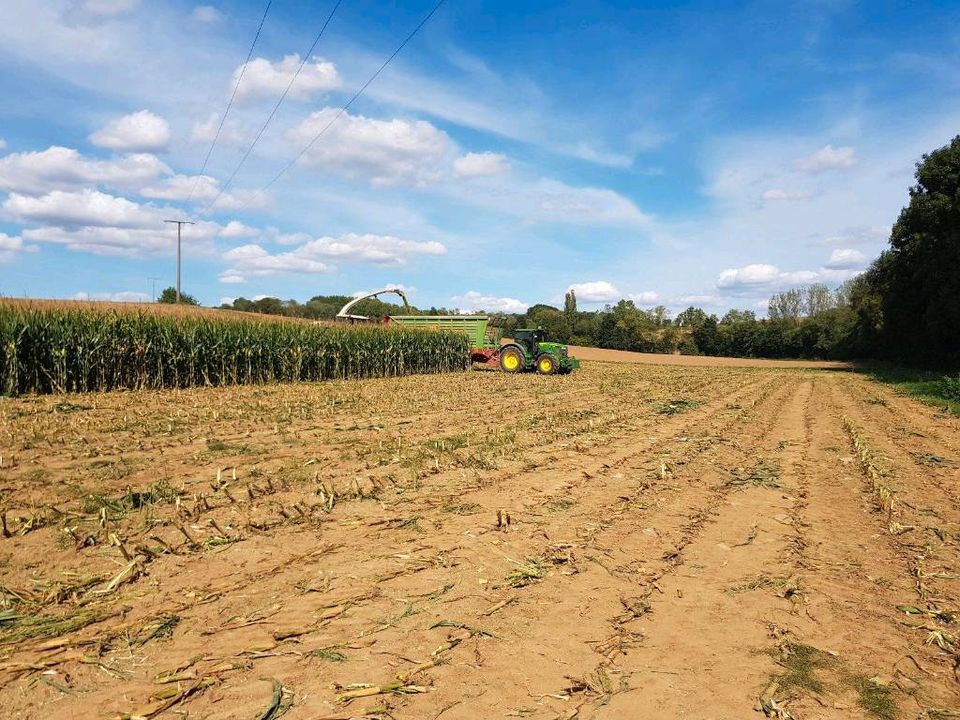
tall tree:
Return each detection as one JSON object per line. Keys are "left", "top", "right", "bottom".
{"left": 564, "top": 289, "right": 577, "bottom": 316}
{"left": 768, "top": 289, "right": 803, "bottom": 322}
{"left": 804, "top": 283, "right": 834, "bottom": 317}
{"left": 883, "top": 135, "right": 960, "bottom": 368}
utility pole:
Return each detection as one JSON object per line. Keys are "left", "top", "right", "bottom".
{"left": 164, "top": 220, "right": 195, "bottom": 303}
{"left": 148, "top": 276, "right": 159, "bottom": 303}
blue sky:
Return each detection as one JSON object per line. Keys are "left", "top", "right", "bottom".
{"left": 1, "top": 0, "right": 958, "bottom": 315}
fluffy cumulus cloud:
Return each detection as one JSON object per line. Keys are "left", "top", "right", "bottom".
{"left": 90, "top": 110, "right": 171, "bottom": 152}
{"left": 192, "top": 5, "right": 222, "bottom": 23}
{"left": 716, "top": 259, "right": 860, "bottom": 294}
{"left": 567, "top": 280, "right": 621, "bottom": 303}
{"left": 290, "top": 109, "right": 454, "bottom": 187}
{"left": 628, "top": 290, "right": 660, "bottom": 304}
{"left": 219, "top": 221, "right": 259, "bottom": 238}
{"left": 234, "top": 55, "right": 340, "bottom": 102}
{"left": 716, "top": 263, "right": 781, "bottom": 288}
{"left": 454, "top": 152, "right": 509, "bottom": 178}
{"left": 4, "top": 188, "right": 152, "bottom": 228}
{"left": 796, "top": 144, "right": 856, "bottom": 173}
{"left": 0, "top": 146, "right": 170, "bottom": 195}
{"left": 2, "top": 187, "right": 221, "bottom": 256}
{"left": 451, "top": 291, "right": 527, "bottom": 314}
{"left": 220, "top": 244, "right": 331, "bottom": 282}
{"left": 0, "top": 233, "right": 24, "bottom": 262}
{"left": 825, "top": 248, "right": 867, "bottom": 269}
{"left": 219, "top": 233, "right": 447, "bottom": 282}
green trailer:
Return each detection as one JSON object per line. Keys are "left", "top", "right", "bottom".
{"left": 386, "top": 315, "right": 580, "bottom": 374}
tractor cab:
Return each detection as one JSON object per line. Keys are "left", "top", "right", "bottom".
{"left": 512, "top": 328, "right": 544, "bottom": 357}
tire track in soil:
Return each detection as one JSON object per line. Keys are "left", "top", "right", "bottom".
{"left": 779, "top": 374, "right": 960, "bottom": 717}
{"left": 581, "top": 378, "right": 814, "bottom": 718}
{"left": 336, "top": 374, "right": 805, "bottom": 720}
{"left": 826, "top": 377, "right": 960, "bottom": 612}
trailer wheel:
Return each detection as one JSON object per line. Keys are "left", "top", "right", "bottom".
{"left": 536, "top": 353, "right": 558, "bottom": 375}
{"left": 500, "top": 346, "right": 525, "bottom": 373}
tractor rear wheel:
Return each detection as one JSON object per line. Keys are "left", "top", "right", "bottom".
{"left": 536, "top": 353, "right": 558, "bottom": 375}
{"left": 499, "top": 346, "right": 525, "bottom": 373}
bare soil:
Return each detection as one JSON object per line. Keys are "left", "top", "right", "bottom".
{"left": 1, "top": 358, "right": 958, "bottom": 720}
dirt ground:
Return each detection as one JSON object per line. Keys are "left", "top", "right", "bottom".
{"left": 1, "top": 356, "right": 958, "bottom": 720}
{"left": 567, "top": 345, "right": 853, "bottom": 369}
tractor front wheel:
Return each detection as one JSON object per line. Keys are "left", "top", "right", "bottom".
{"left": 499, "top": 346, "right": 525, "bottom": 373}
{"left": 536, "top": 353, "right": 558, "bottom": 375}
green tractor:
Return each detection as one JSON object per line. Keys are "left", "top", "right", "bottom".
{"left": 499, "top": 328, "right": 580, "bottom": 375}
{"left": 382, "top": 313, "right": 580, "bottom": 375}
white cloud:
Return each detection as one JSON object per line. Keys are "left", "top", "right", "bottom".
{"left": 219, "top": 221, "right": 259, "bottom": 238}
{"left": 717, "top": 263, "right": 782, "bottom": 289}
{"left": 234, "top": 55, "right": 340, "bottom": 102}
{"left": 3, "top": 188, "right": 222, "bottom": 257}
{"left": 220, "top": 233, "right": 446, "bottom": 282}
{"left": 451, "top": 291, "right": 527, "bottom": 314}
{"left": 139, "top": 174, "right": 268, "bottom": 210}
{"left": 0, "top": 233, "right": 24, "bottom": 263}
{"left": 290, "top": 108, "right": 454, "bottom": 187}
{"left": 454, "top": 152, "right": 509, "bottom": 178}
{"left": 628, "top": 290, "right": 660, "bottom": 304}
{"left": 21, "top": 224, "right": 218, "bottom": 257}
{"left": 0, "top": 146, "right": 169, "bottom": 195}
{"left": 192, "top": 5, "right": 222, "bottom": 23}
{"left": 567, "top": 280, "right": 621, "bottom": 303}
{"left": 716, "top": 261, "right": 859, "bottom": 293}
{"left": 528, "top": 180, "right": 651, "bottom": 227}
{"left": 0, "top": 139, "right": 6, "bottom": 151}
{"left": 90, "top": 110, "right": 171, "bottom": 152}
{"left": 761, "top": 188, "right": 814, "bottom": 202}
{"left": 72, "top": 290, "right": 149, "bottom": 302}
{"left": 4, "top": 189, "right": 154, "bottom": 228}
{"left": 221, "top": 244, "right": 331, "bottom": 281}
{"left": 797, "top": 144, "right": 856, "bottom": 173}
{"left": 190, "top": 113, "right": 244, "bottom": 146}
{"left": 825, "top": 248, "right": 867, "bottom": 269}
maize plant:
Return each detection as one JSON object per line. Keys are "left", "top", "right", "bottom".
{"left": 0, "top": 303, "right": 469, "bottom": 395}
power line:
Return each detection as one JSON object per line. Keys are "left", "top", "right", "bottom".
{"left": 260, "top": 0, "right": 448, "bottom": 197}
{"left": 207, "top": 0, "right": 448, "bottom": 216}
{"left": 201, "top": 0, "right": 344, "bottom": 214}
{"left": 188, "top": 0, "right": 274, "bottom": 203}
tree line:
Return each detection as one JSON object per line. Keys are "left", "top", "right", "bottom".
{"left": 211, "top": 135, "right": 960, "bottom": 371}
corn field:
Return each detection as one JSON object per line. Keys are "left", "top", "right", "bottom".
{"left": 0, "top": 303, "right": 469, "bottom": 395}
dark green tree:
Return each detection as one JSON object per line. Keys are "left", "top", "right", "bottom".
{"left": 883, "top": 135, "right": 960, "bottom": 368}
{"left": 158, "top": 287, "right": 199, "bottom": 305}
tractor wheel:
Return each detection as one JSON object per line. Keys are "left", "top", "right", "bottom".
{"left": 499, "top": 346, "right": 525, "bottom": 373}
{"left": 536, "top": 353, "right": 558, "bottom": 375}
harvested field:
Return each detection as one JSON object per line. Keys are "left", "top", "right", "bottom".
{"left": 568, "top": 345, "right": 854, "bottom": 369}
{"left": 1, "top": 359, "right": 959, "bottom": 719}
